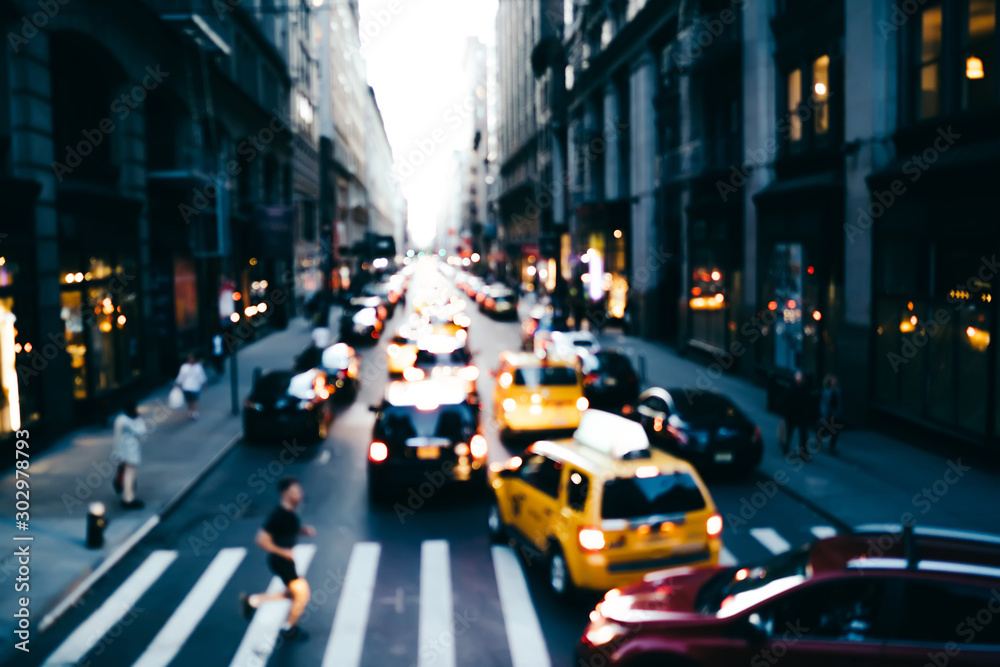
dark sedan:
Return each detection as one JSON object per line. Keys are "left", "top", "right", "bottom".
{"left": 340, "top": 300, "right": 384, "bottom": 344}
{"left": 480, "top": 286, "right": 519, "bottom": 319}
{"left": 581, "top": 350, "right": 640, "bottom": 411}
{"left": 631, "top": 387, "right": 763, "bottom": 473}
{"left": 243, "top": 368, "right": 332, "bottom": 443}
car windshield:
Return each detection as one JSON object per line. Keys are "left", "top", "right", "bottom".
{"left": 252, "top": 372, "right": 293, "bottom": 398}
{"left": 415, "top": 348, "right": 469, "bottom": 367}
{"left": 600, "top": 472, "right": 706, "bottom": 519}
{"left": 513, "top": 366, "right": 578, "bottom": 387}
{"left": 695, "top": 545, "right": 813, "bottom": 615}
{"left": 669, "top": 391, "right": 737, "bottom": 420}
{"left": 593, "top": 352, "right": 633, "bottom": 375}
{"left": 380, "top": 405, "right": 477, "bottom": 441}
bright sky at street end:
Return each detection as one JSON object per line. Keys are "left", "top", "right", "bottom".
{"left": 359, "top": 0, "right": 498, "bottom": 249}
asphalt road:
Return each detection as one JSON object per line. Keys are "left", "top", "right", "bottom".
{"left": 27, "top": 264, "right": 837, "bottom": 667}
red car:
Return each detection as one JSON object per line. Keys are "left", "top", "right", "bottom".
{"left": 578, "top": 525, "right": 1000, "bottom": 666}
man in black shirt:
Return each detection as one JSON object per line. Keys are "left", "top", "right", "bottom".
{"left": 239, "top": 477, "right": 316, "bottom": 640}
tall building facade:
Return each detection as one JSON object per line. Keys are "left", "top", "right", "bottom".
{"left": 0, "top": 0, "right": 296, "bottom": 446}
{"left": 497, "top": 0, "right": 1000, "bottom": 449}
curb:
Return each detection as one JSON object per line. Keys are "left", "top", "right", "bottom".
{"left": 39, "top": 429, "right": 243, "bottom": 633}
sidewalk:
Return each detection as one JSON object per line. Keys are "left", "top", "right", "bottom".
{"left": 594, "top": 329, "right": 1000, "bottom": 536}
{"left": 0, "top": 318, "right": 315, "bottom": 640}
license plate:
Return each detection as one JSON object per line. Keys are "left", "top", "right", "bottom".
{"left": 416, "top": 447, "right": 440, "bottom": 460}
{"left": 714, "top": 452, "right": 734, "bottom": 463}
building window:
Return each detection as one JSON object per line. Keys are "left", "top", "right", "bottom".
{"left": 812, "top": 55, "right": 830, "bottom": 135}
{"left": 919, "top": 4, "right": 944, "bottom": 119}
{"left": 963, "top": 0, "right": 996, "bottom": 110}
{"left": 787, "top": 68, "right": 803, "bottom": 144}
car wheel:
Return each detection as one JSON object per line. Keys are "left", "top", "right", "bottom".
{"left": 547, "top": 544, "right": 575, "bottom": 600}
{"left": 486, "top": 497, "right": 507, "bottom": 543}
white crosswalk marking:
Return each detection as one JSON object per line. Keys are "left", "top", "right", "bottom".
{"left": 418, "top": 540, "right": 455, "bottom": 667}
{"left": 227, "top": 544, "right": 317, "bottom": 667}
{"left": 750, "top": 528, "right": 792, "bottom": 555}
{"left": 322, "top": 542, "right": 381, "bottom": 667}
{"left": 492, "top": 546, "right": 551, "bottom": 667}
{"left": 719, "top": 546, "right": 738, "bottom": 566}
{"left": 132, "top": 548, "right": 246, "bottom": 667}
{"left": 43, "top": 550, "right": 178, "bottom": 667}
{"left": 811, "top": 526, "right": 837, "bottom": 540}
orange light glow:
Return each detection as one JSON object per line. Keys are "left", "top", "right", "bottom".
{"left": 812, "top": 311, "right": 822, "bottom": 321}
{"left": 735, "top": 568, "right": 749, "bottom": 581}
{"left": 233, "top": 292, "right": 242, "bottom": 301}
{"left": 711, "top": 271, "right": 721, "bottom": 281}
{"left": 691, "top": 286, "right": 702, "bottom": 296}
{"left": 807, "top": 266, "right": 815, "bottom": 275}
{"left": 767, "top": 301, "right": 778, "bottom": 311}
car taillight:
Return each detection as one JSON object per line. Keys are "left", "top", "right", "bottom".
{"left": 369, "top": 442, "right": 388, "bottom": 463}
{"left": 666, "top": 424, "right": 689, "bottom": 444}
{"left": 584, "top": 372, "right": 599, "bottom": 385}
{"left": 707, "top": 514, "right": 723, "bottom": 537}
{"left": 470, "top": 434, "right": 488, "bottom": 458}
{"left": 578, "top": 528, "right": 606, "bottom": 551}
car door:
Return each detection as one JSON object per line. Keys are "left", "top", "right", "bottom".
{"left": 508, "top": 454, "right": 563, "bottom": 553}
{"left": 739, "top": 577, "right": 891, "bottom": 667}
{"left": 878, "top": 577, "right": 1000, "bottom": 665}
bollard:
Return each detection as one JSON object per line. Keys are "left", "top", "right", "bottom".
{"left": 86, "top": 502, "right": 107, "bottom": 549}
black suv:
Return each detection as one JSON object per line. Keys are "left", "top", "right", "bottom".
{"left": 367, "top": 378, "right": 488, "bottom": 502}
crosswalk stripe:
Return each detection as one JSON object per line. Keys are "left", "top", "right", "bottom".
{"left": 418, "top": 540, "right": 455, "bottom": 667}
{"left": 719, "top": 546, "right": 738, "bottom": 566}
{"left": 43, "top": 550, "right": 178, "bottom": 667}
{"left": 227, "top": 544, "right": 317, "bottom": 667}
{"left": 322, "top": 542, "right": 381, "bottom": 667}
{"left": 132, "top": 548, "right": 246, "bottom": 667}
{"left": 811, "top": 526, "right": 837, "bottom": 540}
{"left": 491, "top": 546, "right": 551, "bottom": 667}
{"left": 750, "top": 528, "right": 792, "bottom": 555}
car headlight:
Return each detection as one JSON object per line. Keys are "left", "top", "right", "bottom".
{"left": 585, "top": 621, "right": 627, "bottom": 647}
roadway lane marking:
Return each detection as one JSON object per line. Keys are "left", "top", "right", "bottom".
{"left": 322, "top": 542, "right": 381, "bottom": 667}
{"left": 750, "top": 528, "right": 792, "bottom": 555}
{"left": 491, "top": 546, "right": 551, "bottom": 667}
{"left": 418, "top": 540, "right": 455, "bottom": 667}
{"left": 719, "top": 546, "right": 738, "bottom": 566}
{"left": 227, "top": 544, "right": 317, "bottom": 667}
{"left": 43, "top": 550, "right": 178, "bottom": 667}
{"left": 811, "top": 526, "right": 837, "bottom": 540}
{"left": 132, "top": 548, "right": 246, "bottom": 667}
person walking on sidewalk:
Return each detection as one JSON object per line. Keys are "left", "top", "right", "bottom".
{"left": 780, "top": 371, "right": 814, "bottom": 460}
{"left": 175, "top": 353, "right": 208, "bottom": 420}
{"left": 240, "top": 477, "right": 316, "bottom": 641}
{"left": 819, "top": 374, "right": 843, "bottom": 454}
{"left": 112, "top": 402, "right": 147, "bottom": 510}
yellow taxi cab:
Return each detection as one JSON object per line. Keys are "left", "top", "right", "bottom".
{"left": 486, "top": 410, "right": 723, "bottom": 598}
{"left": 387, "top": 322, "right": 424, "bottom": 377}
{"left": 493, "top": 351, "right": 588, "bottom": 440}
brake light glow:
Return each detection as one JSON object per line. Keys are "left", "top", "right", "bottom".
{"left": 707, "top": 514, "right": 723, "bottom": 537}
{"left": 498, "top": 372, "right": 513, "bottom": 388}
{"left": 576, "top": 396, "right": 589, "bottom": 411}
{"left": 578, "top": 528, "right": 606, "bottom": 551}
{"left": 369, "top": 441, "right": 388, "bottom": 462}
{"left": 470, "top": 434, "right": 488, "bottom": 458}
{"left": 635, "top": 465, "right": 658, "bottom": 478}
{"left": 735, "top": 568, "right": 749, "bottom": 581}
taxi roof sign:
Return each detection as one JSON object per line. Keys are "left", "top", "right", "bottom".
{"left": 573, "top": 410, "right": 650, "bottom": 459}
{"left": 385, "top": 378, "right": 468, "bottom": 407}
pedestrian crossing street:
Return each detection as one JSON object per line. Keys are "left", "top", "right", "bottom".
{"left": 41, "top": 525, "right": 837, "bottom": 667}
